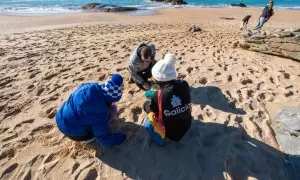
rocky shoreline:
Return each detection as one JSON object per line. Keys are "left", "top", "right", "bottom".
{"left": 82, "top": 3, "right": 138, "bottom": 12}
{"left": 239, "top": 28, "right": 300, "bottom": 61}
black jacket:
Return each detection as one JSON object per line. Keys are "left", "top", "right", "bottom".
{"left": 149, "top": 80, "right": 192, "bottom": 141}
{"left": 261, "top": 5, "right": 273, "bottom": 19}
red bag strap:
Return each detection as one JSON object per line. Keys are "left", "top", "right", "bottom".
{"left": 157, "top": 90, "right": 164, "bottom": 127}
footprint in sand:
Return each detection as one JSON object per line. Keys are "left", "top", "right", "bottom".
{"left": 247, "top": 90, "right": 254, "bottom": 98}
{"left": 29, "top": 124, "right": 53, "bottom": 136}
{"left": 1, "top": 131, "right": 18, "bottom": 142}
{"left": 269, "top": 77, "right": 275, "bottom": 84}
{"left": 0, "top": 163, "right": 19, "bottom": 179}
{"left": 73, "top": 76, "right": 85, "bottom": 83}
{"left": 72, "top": 162, "right": 95, "bottom": 180}
{"left": 77, "top": 168, "right": 98, "bottom": 180}
{"left": 0, "top": 127, "right": 9, "bottom": 134}
{"left": 186, "top": 67, "right": 193, "bottom": 74}
{"left": 45, "top": 107, "right": 57, "bottom": 119}
{"left": 283, "top": 72, "right": 290, "bottom": 79}
{"left": 240, "top": 78, "right": 253, "bottom": 85}
{"left": 3, "top": 106, "right": 21, "bottom": 120}
{"left": 116, "top": 67, "right": 126, "bottom": 72}
{"left": 14, "top": 119, "right": 35, "bottom": 130}
{"left": 257, "top": 93, "right": 266, "bottom": 101}
{"left": 285, "top": 91, "right": 294, "bottom": 97}
{"left": 0, "top": 77, "right": 14, "bottom": 88}
{"left": 199, "top": 77, "right": 208, "bottom": 85}
{"left": 36, "top": 88, "right": 45, "bottom": 96}
{"left": 236, "top": 90, "right": 243, "bottom": 103}
{"left": 82, "top": 65, "right": 99, "bottom": 71}
{"left": 43, "top": 73, "right": 58, "bottom": 81}
{"left": 59, "top": 67, "right": 71, "bottom": 73}
{"left": 40, "top": 93, "right": 59, "bottom": 104}
{"left": 27, "top": 84, "right": 35, "bottom": 92}
{"left": 227, "top": 75, "right": 233, "bottom": 82}
{"left": 215, "top": 72, "right": 221, "bottom": 76}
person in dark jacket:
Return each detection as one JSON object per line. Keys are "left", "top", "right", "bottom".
{"left": 143, "top": 54, "right": 192, "bottom": 144}
{"left": 128, "top": 43, "right": 156, "bottom": 91}
{"left": 56, "top": 74, "right": 126, "bottom": 147}
{"left": 240, "top": 15, "right": 252, "bottom": 30}
{"left": 254, "top": 1, "right": 274, "bottom": 30}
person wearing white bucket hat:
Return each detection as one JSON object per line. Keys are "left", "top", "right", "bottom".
{"left": 143, "top": 54, "right": 192, "bottom": 144}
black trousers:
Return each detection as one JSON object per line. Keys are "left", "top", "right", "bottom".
{"left": 134, "top": 61, "right": 156, "bottom": 90}
{"left": 66, "top": 132, "right": 94, "bottom": 141}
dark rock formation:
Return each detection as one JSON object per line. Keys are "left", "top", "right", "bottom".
{"left": 188, "top": 25, "right": 202, "bottom": 33}
{"left": 150, "top": 0, "right": 187, "bottom": 5}
{"left": 231, "top": 3, "right": 247, "bottom": 7}
{"left": 82, "top": 3, "right": 137, "bottom": 12}
{"left": 239, "top": 28, "right": 300, "bottom": 61}
{"left": 220, "top": 17, "right": 235, "bottom": 20}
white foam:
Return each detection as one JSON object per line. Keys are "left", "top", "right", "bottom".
{"left": 0, "top": 6, "right": 82, "bottom": 16}
{"left": 0, "top": 3, "right": 299, "bottom": 16}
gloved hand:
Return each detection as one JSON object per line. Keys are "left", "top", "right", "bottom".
{"left": 145, "top": 89, "right": 156, "bottom": 100}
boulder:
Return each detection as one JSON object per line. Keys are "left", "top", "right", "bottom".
{"left": 266, "top": 104, "right": 300, "bottom": 179}
{"left": 220, "top": 17, "right": 235, "bottom": 20}
{"left": 293, "top": 28, "right": 300, "bottom": 33}
{"left": 82, "top": 3, "right": 137, "bottom": 12}
{"left": 150, "top": 0, "right": 187, "bottom": 5}
{"left": 231, "top": 3, "right": 247, "bottom": 7}
{"left": 275, "top": 107, "right": 300, "bottom": 132}
{"left": 188, "top": 25, "right": 202, "bottom": 33}
{"left": 239, "top": 29, "right": 300, "bottom": 61}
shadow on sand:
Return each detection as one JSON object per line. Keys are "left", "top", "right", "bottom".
{"left": 190, "top": 86, "right": 246, "bottom": 115}
{"left": 96, "top": 118, "right": 297, "bottom": 180}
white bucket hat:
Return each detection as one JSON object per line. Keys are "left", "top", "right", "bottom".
{"left": 152, "top": 53, "right": 177, "bottom": 82}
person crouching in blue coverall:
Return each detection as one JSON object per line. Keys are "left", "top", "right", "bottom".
{"left": 56, "top": 74, "right": 126, "bottom": 147}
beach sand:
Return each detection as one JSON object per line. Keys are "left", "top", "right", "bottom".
{"left": 0, "top": 8, "right": 300, "bottom": 179}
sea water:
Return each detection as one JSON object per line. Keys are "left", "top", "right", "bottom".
{"left": 0, "top": 0, "right": 299, "bottom": 16}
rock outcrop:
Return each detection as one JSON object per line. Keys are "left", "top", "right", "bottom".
{"left": 188, "top": 25, "right": 202, "bottom": 33}
{"left": 82, "top": 3, "right": 137, "bottom": 12}
{"left": 231, "top": 3, "right": 247, "bottom": 7}
{"left": 239, "top": 28, "right": 300, "bottom": 61}
{"left": 150, "top": 0, "right": 187, "bottom": 5}
{"left": 273, "top": 107, "right": 300, "bottom": 180}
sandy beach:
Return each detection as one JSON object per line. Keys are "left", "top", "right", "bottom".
{"left": 0, "top": 8, "right": 300, "bottom": 179}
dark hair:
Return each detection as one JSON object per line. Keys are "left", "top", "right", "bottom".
{"left": 269, "top": 1, "right": 274, "bottom": 4}
{"left": 140, "top": 46, "right": 151, "bottom": 59}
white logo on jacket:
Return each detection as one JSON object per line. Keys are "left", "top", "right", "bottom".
{"left": 171, "top": 95, "right": 181, "bottom": 107}
{"left": 164, "top": 95, "right": 191, "bottom": 116}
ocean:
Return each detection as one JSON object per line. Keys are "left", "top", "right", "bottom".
{"left": 0, "top": 0, "right": 299, "bottom": 16}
